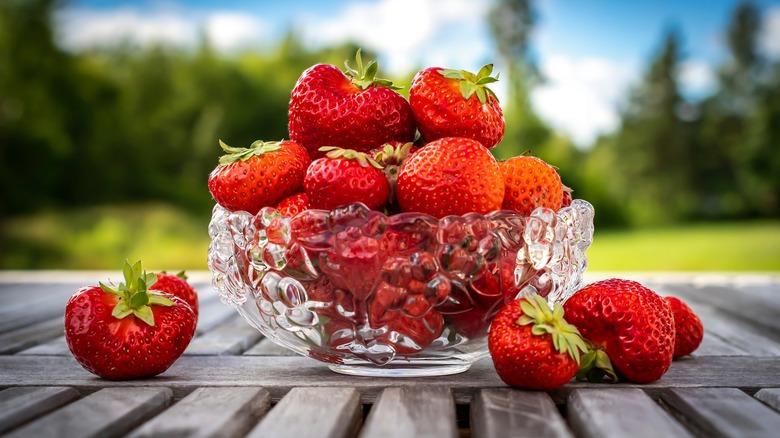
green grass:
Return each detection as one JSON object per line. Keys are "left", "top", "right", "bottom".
{"left": 1, "top": 203, "right": 779, "bottom": 271}
{"left": 587, "top": 220, "right": 780, "bottom": 271}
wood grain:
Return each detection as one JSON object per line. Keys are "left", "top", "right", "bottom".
{"left": 184, "top": 315, "right": 263, "bottom": 356}
{"left": 0, "top": 386, "right": 79, "bottom": 433}
{"left": 127, "top": 387, "right": 270, "bottom": 438}
{"left": 360, "top": 386, "right": 457, "bottom": 438}
{"left": 755, "top": 388, "right": 780, "bottom": 412}
{"left": 3, "top": 387, "right": 172, "bottom": 438}
{"left": 661, "top": 388, "right": 780, "bottom": 438}
{"left": 470, "top": 389, "right": 573, "bottom": 438}
{"left": 246, "top": 387, "right": 361, "bottom": 438}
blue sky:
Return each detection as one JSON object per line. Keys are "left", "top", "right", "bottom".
{"left": 59, "top": 0, "right": 780, "bottom": 145}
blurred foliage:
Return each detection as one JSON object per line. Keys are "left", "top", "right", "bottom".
{"left": 1, "top": 0, "right": 779, "bottom": 270}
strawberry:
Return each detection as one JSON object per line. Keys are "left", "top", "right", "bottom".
{"left": 563, "top": 278, "right": 675, "bottom": 383}
{"left": 498, "top": 155, "right": 564, "bottom": 216}
{"left": 275, "top": 192, "right": 310, "bottom": 217}
{"left": 208, "top": 139, "right": 310, "bottom": 215}
{"left": 64, "top": 260, "right": 196, "bottom": 380}
{"left": 665, "top": 296, "right": 704, "bottom": 359}
{"left": 396, "top": 137, "right": 504, "bottom": 218}
{"left": 151, "top": 271, "right": 199, "bottom": 319}
{"left": 561, "top": 185, "right": 573, "bottom": 208}
{"left": 488, "top": 294, "right": 588, "bottom": 390}
{"left": 368, "top": 284, "right": 444, "bottom": 355}
{"left": 409, "top": 64, "right": 505, "bottom": 148}
{"left": 304, "top": 147, "right": 390, "bottom": 211}
{"left": 289, "top": 49, "right": 416, "bottom": 157}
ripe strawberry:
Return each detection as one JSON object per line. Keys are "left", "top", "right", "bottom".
{"left": 369, "top": 284, "right": 444, "bottom": 355}
{"left": 64, "top": 260, "right": 196, "bottom": 380}
{"left": 152, "top": 271, "right": 199, "bottom": 319}
{"left": 396, "top": 137, "right": 504, "bottom": 218}
{"left": 561, "top": 185, "right": 573, "bottom": 208}
{"left": 289, "top": 50, "right": 416, "bottom": 157}
{"left": 498, "top": 156, "right": 564, "bottom": 216}
{"left": 665, "top": 296, "right": 704, "bottom": 359}
{"left": 409, "top": 64, "right": 505, "bottom": 148}
{"left": 563, "top": 278, "right": 675, "bottom": 383}
{"left": 304, "top": 147, "right": 390, "bottom": 211}
{"left": 488, "top": 294, "right": 588, "bottom": 390}
{"left": 208, "top": 139, "right": 310, "bottom": 215}
{"left": 275, "top": 192, "right": 310, "bottom": 217}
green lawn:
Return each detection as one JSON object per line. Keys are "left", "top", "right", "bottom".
{"left": 1, "top": 203, "right": 778, "bottom": 272}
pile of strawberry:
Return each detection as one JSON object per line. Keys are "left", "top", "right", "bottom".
{"left": 207, "top": 50, "right": 568, "bottom": 221}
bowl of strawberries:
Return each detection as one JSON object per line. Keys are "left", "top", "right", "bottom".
{"left": 207, "top": 51, "right": 594, "bottom": 376}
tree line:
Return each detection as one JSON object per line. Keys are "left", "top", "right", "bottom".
{"left": 1, "top": 0, "right": 777, "bottom": 228}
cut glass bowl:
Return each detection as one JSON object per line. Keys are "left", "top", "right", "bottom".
{"left": 208, "top": 200, "right": 594, "bottom": 377}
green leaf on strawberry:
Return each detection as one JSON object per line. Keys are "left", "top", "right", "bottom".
{"left": 100, "top": 259, "right": 175, "bottom": 327}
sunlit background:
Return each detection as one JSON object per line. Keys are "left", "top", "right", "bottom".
{"left": 1, "top": 0, "right": 778, "bottom": 271}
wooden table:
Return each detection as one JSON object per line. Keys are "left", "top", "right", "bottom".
{"left": 1, "top": 271, "right": 779, "bottom": 437}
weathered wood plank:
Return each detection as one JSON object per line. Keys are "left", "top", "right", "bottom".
{"left": 184, "top": 315, "right": 263, "bottom": 356}
{"left": 0, "top": 317, "right": 64, "bottom": 354}
{"left": 755, "top": 388, "right": 780, "bottom": 412}
{"left": 567, "top": 388, "right": 692, "bottom": 438}
{"left": 0, "top": 355, "right": 779, "bottom": 405}
{"left": 16, "top": 336, "right": 71, "bottom": 356}
{"left": 194, "top": 295, "right": 237, "bottom": 335}
{"left": 661, "top": 388, "right": 780, "bottom": 438}
{"left": 667, "top": 284, "right": 780, "bottom": 339}
{"left": 243, "top": 337, "right": 297, "bottom": 356}
{"left": 0, "top": 386, "right": 79, "bottom": 434}
{"left": 128, "top": 387, "right": 270, "bottom": 438}
{"left": 470, "top": 389, "right": 572, "bottom": 438}
{"left": 246, "top": 387, "right": 360, "bottom": 438}
{"left": 0, "top": 283, "right": 73, "bottom": 332}
{"left": 693, "top": 331, "right": 750, "bottom": 356}
{"left": 360, "top": 387, "right": 457, "bottom": 438}
{"left": 4, "top": 387, "right": 172, "bottom": 438}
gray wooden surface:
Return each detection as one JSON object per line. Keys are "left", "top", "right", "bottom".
{"left": 0, "top": 272, "right": 778, "bottom": 437}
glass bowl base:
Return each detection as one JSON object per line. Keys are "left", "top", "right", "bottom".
{"left": 328, "top": 362, "right": 471, "bottom": 377}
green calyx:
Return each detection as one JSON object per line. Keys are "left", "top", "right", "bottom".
{"left": 218, "top": 139, "right": 282, "bottom": 165}
{"left": 344, "top": 49, "right": 401, "bottom": 91}
{"left": 319, "top": 146, "right": 383, "bottom": 169}
{"left": 100, "top": 260, "right": 175, "bottom": 327}
{"left": 439, "top": 63, "right": 500, "bottom": 104}
{"left": 373, "top": 142, "right": 414, "bottom": 167}
{"left": 576, "top": 348, "right": 619, "bottom": 383}
{"left": 517, "top": 294, "right": 589, "bottom": 365}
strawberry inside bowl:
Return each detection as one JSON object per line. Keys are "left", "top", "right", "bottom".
{"left": 207, "top": 200, "right": 594, "bottom": 377}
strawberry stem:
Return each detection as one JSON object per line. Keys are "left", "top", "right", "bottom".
{"left": 439, "top": 64, "right": 500, "bottom": 104}
{"left": 576, "top": 348, "right": 619, "bottom": 383}
{"left": 100, "top": 260, "right": 175, "bottom": 327}
{"left": 344, "top": 49, "right": 401, "bottom": 91}
{"left": 517, "top": 294, "right": 589, "bottom": 364}
{"left": 319, "top": 146, "right": 383, "bottom": 169}
{"left": 217, "top": 139, "right": 283, "bottom": 165}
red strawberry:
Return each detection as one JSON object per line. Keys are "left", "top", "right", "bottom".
{"left": 665, "top": 296, "right": 704, "bottom": 359}
{"left": 64, "top": 260, "right": 196, "bottom": 380}
{"left": 498, "top": 156, "right": 564, "bottom": 215}
{"left": 409, "top": 65, "right": 505, "bottom": 148}
{"left": 488, "top": 294, "right": 588, "bottom": 390}
{"left": 304, "top": 147, "right": 390, "bottom": 211}
{"left": 396, "top": 137, "right": 504, "bottom": 218}
{"left": 564, "top": 278, "right": 675, "bottom": 383}
{"left": 152, "top": 271, "right": 199, "bottom": 319}
{"left": 275, "top": 192, "right": 310, "bottom": 217}
{"left": 369, "top": 284, "right": 444, "bottom": 355}
{"left": 208, "top": 139, "right": 310, "bottom": 215}
{"left": 289, "top": 49, "right": 416, "bottom": 157}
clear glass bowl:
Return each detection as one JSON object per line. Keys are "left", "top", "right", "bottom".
{"left": 208, "top": 200, "right": 594, "bottom": 377}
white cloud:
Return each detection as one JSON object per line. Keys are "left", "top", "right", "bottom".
{"left": 679, "top": 60, "right": 716, "bottom": 98}
{"left": 531, "top": 55, "right": 639, "bottom": 146}
{"left": 56, "top": 6, "right": 267, "bottom": 51}
{"left": 761, "top": 6, "right": 780, "bottom": 58}
{"left": 297, "top": 0, "right": 492, "bottom": 75}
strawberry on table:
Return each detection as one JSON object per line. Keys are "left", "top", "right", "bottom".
{"left": 151, "top": 270, "right": 199, "bottom": 319}
{"left": 409, "top": 64, "right": 505, "bottom": 148}
{"left": 64, "top": 260, "right": 196, "bottom": 380}
{"left": 564, "top": 278, "right": 675, "bottom": 383}
{"left": 665, "top": 296, "right": 704, "bottom": 359}
{"left": 208, "top": 139, "right": 310, "bottom": 215}
{"left": 499, "top": 155, "right": 564, "bottom": 216}
{"left": 488, "top": 294, "right": 588, "bottom": 390}
{"left": 289, "top": 49, "right": 416, "bottom": 157}
{"left": 396, "top": 137, "right": 504, "bottom": 218}
{"left": 304, "top": 147, "right": 390, "bottom": 211}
